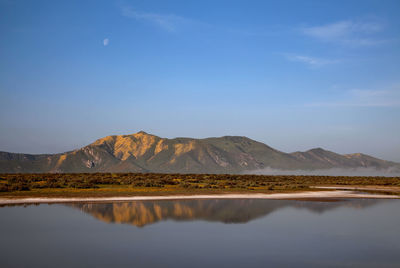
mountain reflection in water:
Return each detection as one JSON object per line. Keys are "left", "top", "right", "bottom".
{"left": 68, "top": 199, "right": 380, "bottom": 227}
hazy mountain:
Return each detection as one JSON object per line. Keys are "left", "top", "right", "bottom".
{"left": 290, "top": 148, "right": 398, "bottom": 170}
{"left": 0, "top": 131, "right": 399, "bottom": 174}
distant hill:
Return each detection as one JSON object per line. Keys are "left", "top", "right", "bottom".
{"left": 1, "top": 131, "right": 399, "bottom": 174}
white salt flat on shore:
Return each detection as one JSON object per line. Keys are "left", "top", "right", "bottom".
{"left": 0, "top": 190, "right": 399, "bottom": 205}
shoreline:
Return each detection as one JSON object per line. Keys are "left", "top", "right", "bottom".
{"left": 0, "top": 190, "right": 399, "bottom": 205}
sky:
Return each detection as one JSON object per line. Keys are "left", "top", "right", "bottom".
{"left": 0, "top": 0, "right": 399, "bottom": 162}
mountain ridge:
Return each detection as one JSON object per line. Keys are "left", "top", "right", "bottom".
{"left": 0, "top": 131, "right": 399, "bottom": 174}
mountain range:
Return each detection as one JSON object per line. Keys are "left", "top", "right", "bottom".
{"left": 0, "top": 131, "right": 399, "bottom": 174}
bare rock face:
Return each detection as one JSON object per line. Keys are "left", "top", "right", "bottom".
{"left": 85, "top": 160, "right": 95, "bottom": 168}
{"left": 0, "top": 132, "right": 399, "bottom": 174}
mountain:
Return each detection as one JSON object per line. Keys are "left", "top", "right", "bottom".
{"left": 0, "top": 131, "right": 399, "bottom": 174}
{"left": 290, "top": 148, "right": 399, "bottom": 170}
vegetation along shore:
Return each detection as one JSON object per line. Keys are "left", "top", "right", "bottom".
{"left": 1, "top": 173, "right": 399, "bottom": 199}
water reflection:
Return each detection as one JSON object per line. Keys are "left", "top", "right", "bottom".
{"left": 1, "top": 199, "right": 399, "bottom": 267}
{"left": 67, "top": 199, "right": 381, "bottom": 227}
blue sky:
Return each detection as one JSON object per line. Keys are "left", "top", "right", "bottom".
{"left": 1, "top": 0, "right": 400, "bottom": 161}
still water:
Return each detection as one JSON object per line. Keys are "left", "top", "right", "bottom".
{"left": 1, "top": 199, "right": 400, "bottom": 267}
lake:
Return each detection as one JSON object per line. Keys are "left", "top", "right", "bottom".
{"left": 1, "top": 198, "right": 400, "bottom": 267}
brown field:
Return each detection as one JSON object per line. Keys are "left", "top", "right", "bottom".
{"left": 0, "top": 173, "right": 399, "bottom": 198}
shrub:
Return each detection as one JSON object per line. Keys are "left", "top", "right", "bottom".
{"left": 0, "top": 184, "right": 9, "bottom": 192}
{"left": 9, "top": 183, "right": 30, "bottom": 191}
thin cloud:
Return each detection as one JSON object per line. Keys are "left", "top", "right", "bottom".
{"left": 308, "top": 86, "right": 400, "bottom": 107}
{"left": 285, "top": 54, "right": 340, "bottom": 67}
{"left": 121, "top": 6, "right": 190, "bottom": 32}
{"left": 301, "top": 19, "right": 386, "bottom": 46}
{"left": 103, "top": 38, "right": 109, "bottom": 46}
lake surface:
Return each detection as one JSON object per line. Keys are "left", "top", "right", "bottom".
{"left": 1, "top": 198, "right": 400, "bottom": 267}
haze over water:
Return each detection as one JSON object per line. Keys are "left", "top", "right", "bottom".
{"left": 1, "top": 199, "right": 400, "bottom": 267}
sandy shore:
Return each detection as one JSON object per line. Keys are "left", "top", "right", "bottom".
{"left": 0, "top": 190, "right": 399, "bottom": 205}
